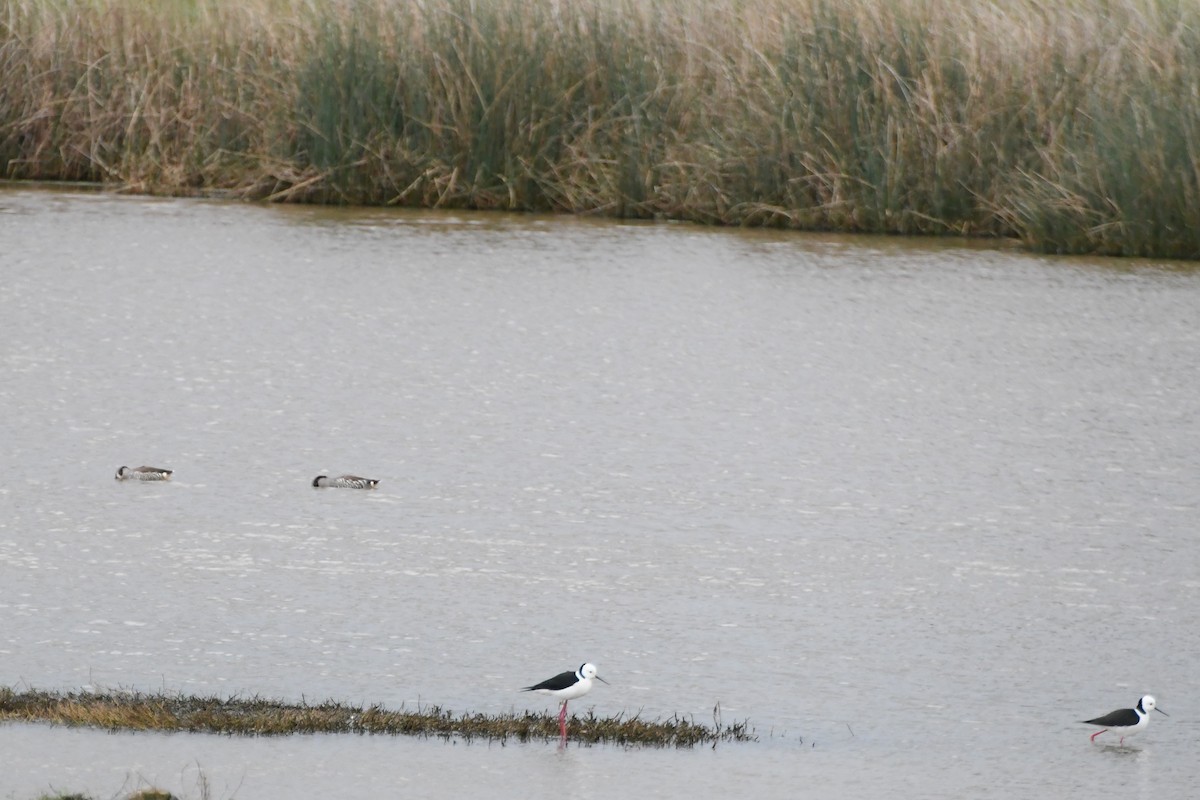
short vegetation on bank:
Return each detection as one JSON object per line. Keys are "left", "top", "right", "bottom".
{"left": 0, "top": 687, "right": 755, "bottom": 747}
{"left": 2, "top": 0, "right": 1198, "bottom": 258}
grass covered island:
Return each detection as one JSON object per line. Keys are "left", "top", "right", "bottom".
{"left": 2, "top": 686, "right": 755, "bottom": 798}
{"left": 0, "top": 686, "right": 755, "bottom": 745}
{"left": 2, "top": 0, "right": 1199, "bottom": 257}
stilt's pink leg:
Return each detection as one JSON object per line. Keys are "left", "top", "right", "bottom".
{"left": 559, "top": 701, "right": 569, "bottom": 739}
{"left": 1090, "top": 729, "right": 1106, "bottom": 742}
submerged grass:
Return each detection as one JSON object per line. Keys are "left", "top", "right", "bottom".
{"left": 0, "top": 687, "right": 755, "bottom": 747}
{"left": 2, "top": 0, "right": 1199, "bottom": 257}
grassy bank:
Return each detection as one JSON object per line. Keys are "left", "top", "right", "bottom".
{"left": 36, "top": 794, "right": 175, "bottom": 800}
{"left": 0, "top": 687, "right": 755, "bottom": 747}
{"left": 2, "top": 0, "right": 1198, "bottom": 258}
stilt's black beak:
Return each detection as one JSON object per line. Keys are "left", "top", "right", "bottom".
{"left": 595, "top": 675, "right": 610, "bottom": 685}
{"left": 1155, "top": 707, "right": 1169, "bottom": 716}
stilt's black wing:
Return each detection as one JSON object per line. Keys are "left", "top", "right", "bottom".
{"left": 522, "top": 670, "right": 577, "bottom": 692}
{"left": 1083, "top": 708, "right": 1139, "bottom": 727}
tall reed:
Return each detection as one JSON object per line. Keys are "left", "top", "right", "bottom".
{"left": 2, "top": 0, "right": 1198, "bottom": 257}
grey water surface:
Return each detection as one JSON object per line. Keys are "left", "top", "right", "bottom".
{"left": 1, "top": 187, "right": 1198, "bottom": 799}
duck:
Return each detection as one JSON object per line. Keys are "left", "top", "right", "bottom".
{"left": 115, "top": 465, "right": 173, "bottom": 481}
{"left": 312, "top": 474, "right": 379, "bottom": 489}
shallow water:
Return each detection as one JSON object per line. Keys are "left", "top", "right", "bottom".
{"left": 1, "top": 186, "right": 1198, "bottom": 799}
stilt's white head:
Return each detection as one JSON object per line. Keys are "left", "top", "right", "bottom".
{"left": 1139, "top": 695, "right": 1167, "bottom": 716}
{"left": 579, "top": 663, "right": 609, "bottom": 686}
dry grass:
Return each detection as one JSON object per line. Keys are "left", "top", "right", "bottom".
{"left": 0, "top": 687, "right": 756, "bottom": 747}
{"left": 35, "top": 787, "right": 177, "bottom": 800}
{"left": 2, "top": 0, "right": 1198, "bottom": 257}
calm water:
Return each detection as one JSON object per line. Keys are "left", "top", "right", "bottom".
{"left": 1, "top": 186, "right": 1198, "bottom": 799}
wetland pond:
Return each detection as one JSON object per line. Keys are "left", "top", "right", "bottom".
{"left": 1, "top": 187, "right": 1198, "bottom": 798}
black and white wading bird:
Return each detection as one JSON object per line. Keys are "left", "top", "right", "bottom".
{"left": 521, "top": 663, "right": 609, "bottom": 741}
{"left": 114, "top": 466, "right": 173, "bottom": 481}
{"left": 312, "top": 474, "right": 379, "bottom": 489}
{"left": 1082, "top": 695, "right": 1167, "bottom": 745}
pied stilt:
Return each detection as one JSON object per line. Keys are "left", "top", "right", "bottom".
{"left": 521, "top": 662, "right": 609, "bottom": 741}
{"left": 1082, "top": 695, "right": 1167, "bottom": 745}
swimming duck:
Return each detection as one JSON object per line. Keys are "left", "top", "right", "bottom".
{"left": 312, "top": 474, "right": 379, "bottom": 489}
{"left": 115, "top": 465, "right": 173, "bottom": 481}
